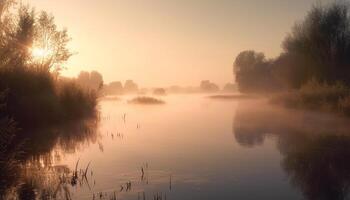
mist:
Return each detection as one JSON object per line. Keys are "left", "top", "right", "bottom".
{"left": 2, "top": 1, "right": 350, "bottom": 200}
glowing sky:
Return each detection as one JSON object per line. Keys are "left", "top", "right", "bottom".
{"left": 25, "top": 0, "right": 331, "bottom": 87}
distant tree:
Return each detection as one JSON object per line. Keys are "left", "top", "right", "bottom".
{"left": 105, "top": 81, "right": 123, "bottom": 95}
{"left": 77, "top": 71, "right": 103, "bottom": 91}
{"left": 90, "top": 71, "right": 103, "bottom": 90}
{"left": 153, "top": 88, "right": 166, "bottom": 95}
{"left": 200, "top": 80, "right": 219, "bottom": 92}
{"left": 233, "top": 50, "right": 277, "bottom": 92}
{"left": 124, "top": 80, "right": 138, "bottom": 93}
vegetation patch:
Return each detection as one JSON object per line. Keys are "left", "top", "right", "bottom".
{"left": 0, "top": 3, "right": 100, "bottom": 128}
{"left": 271, "top": 80, "right": 350, "bottom": 116}
{"left": 128, "top": 96, "right": 165, "bottom": 105}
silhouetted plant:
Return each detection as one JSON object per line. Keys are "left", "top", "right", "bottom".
{"left": 282, "top": 2, "right": 350, "bottom": 87}
{"left": 0, "top": 2, "right": 98, "bottom": 127}
{"left": 234, "top": 2, "right": 350, "bottom": 92}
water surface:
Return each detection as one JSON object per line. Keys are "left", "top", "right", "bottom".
{"left": 4, "top": 94, "right": 350, "bottom": 200}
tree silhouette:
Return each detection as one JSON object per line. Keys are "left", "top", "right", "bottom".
{"left": 282, "top": 2, "right": 350, "bottom": 87}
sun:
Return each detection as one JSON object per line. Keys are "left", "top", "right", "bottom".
{"left": 31, "top": 47, "right": 52, "bottom": 59}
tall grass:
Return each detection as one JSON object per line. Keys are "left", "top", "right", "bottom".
{"left": 271, "top": 79, "right": 350, "bottom": 116}
{"left": 0, "top": 66, "right": 98, "bottom": 127}
{"left": 58, "top": 80, "right": 97, "bottom": 120}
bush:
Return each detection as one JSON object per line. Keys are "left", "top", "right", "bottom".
{"left": 271, "top": 79, "right": 350, "bottom": 115}
{"left": 0, "top": 67, "right": 98, "bottom": 127}
{"left": 128, "top": 96, "right": 165, "bottom": 105}
{"left": 58, "top": 80, "right": 97, "bottom": 119}
{"left": 298, "top": 79, "right": 349, "bottom": 110}
{"left": 0, "top": 67, "right": 61, "bottom": 127}
{"left": 153, "top": 88, "right": 166, "bottom": 96}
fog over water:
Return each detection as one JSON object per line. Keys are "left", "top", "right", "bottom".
{"left": 3, "top": 94, "right": 350, "bottom": 200}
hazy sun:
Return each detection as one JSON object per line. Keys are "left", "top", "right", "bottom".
{"left": 31, "top": 48, "right": 52, "bottom": 59}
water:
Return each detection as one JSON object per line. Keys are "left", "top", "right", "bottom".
{"left": 3, "top": 94, "right": 350, "bottom": 200}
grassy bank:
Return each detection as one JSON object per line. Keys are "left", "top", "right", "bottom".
{"left": 271, "top": 80, "right": 350, "bottom": 116}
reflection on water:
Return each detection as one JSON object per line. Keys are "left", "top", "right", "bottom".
{"left": 0, "top": 118, "right": 99, "bottom": 199}
{"left": 234, "top": 100, "right": 350, "bottom": 200}
{"left": 3, "top": 95, "right": 350, "bottom": 199}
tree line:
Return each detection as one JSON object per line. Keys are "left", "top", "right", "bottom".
{"left": 234, "top": 2, "right": 350, "bottom": 92}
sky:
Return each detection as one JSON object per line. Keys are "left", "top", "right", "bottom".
{"left": 25, "top": 0, "right": 332, "bottom": 87}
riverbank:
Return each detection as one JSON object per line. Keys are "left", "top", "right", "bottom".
{"left": 270, "top": 80, "right": 350, "bottom": 117}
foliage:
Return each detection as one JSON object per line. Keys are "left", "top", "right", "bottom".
{"left": 124, "top": 80, "right": 138, "bottom": 93}
{"left": 199, "top": 80, "right": 219, "bottom": 92}
{"left": 0, "top": 90, "right": 21, "bottom": 195}
{"left": 271, "top": 79, "right": 350, "bottom": 116}
{"left": 58, "top": 80, "right": 97, "bottom": 119}
{"left": 282, "top": 2, "right": 350, "bottom": 87}
{"left": 234, "top": 2, "right": 350, "bottom": 92}
{"left": 0, "top": 2, "right": 71, "bottom": 72}
{"left": 32, "top": 11, "right": 72, "bottom": 71}
{"left": 104, "top": 81, "right": 123, "bottom": 95}
{"left": 77, "top": 70, "right": 103, "bottom": 91}
{"left": 0, "top": 2, "right": 98, "bottom": 127}
{"left": 234, "top": 50, "right": 279, "bottom": 92}
{"left": 153, "top": 88, "right": 166, "bottom": 95}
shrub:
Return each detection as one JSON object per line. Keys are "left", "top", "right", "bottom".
{"left": 298, "top": 80, "right": 349, "bottom": 110}
{"left": 0, "top": 67, "right": 61, "bottom": 127}
{"left": 271, "top": 79, "right": 350, "bottom": 115}
{"left": 58, "top": 80, "right": 97, "bottom": 119}
{"left": 128, "top": 96, "right": 165, "bottom": 105}
{"left": 0, "top": 67, "right": 98, "bottom": 127}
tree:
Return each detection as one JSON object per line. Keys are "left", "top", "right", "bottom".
{"left": 153, "top": 88, "right": 166, "bottom": 95}
{"left": 124, "top": 80, "right": 138, "bottom": 93}
{"left": 90, "top": 71, "right": 103, "bottom": 90}
{"left": 0, "top": 2, "right": 71, "bottom": 72}
{"left": 282, "top": 2, "right": 350, "bottom": 87}
{"left": 0, "top": 5, "right": 35, "bottom": 67}
{"left": 77, "top": 71, "right": 103, "bottom": 91}
{"left": 32, "top": 11, "right": 72, "bottom": 71}
{"left": 233, "top": 50, "right": 276, "bottom": 92}
{"left": 200, "top": 80, "right": 219, "bottom": 92}
{"left": 105, "top": 81, "right": 123, "bottom": 95}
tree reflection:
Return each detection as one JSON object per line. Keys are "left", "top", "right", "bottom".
{"left": 0, "top": 117, "right": 99, "bottom": 199}
{"left": 282, "top": 135, "right": 350, "bottom": 200}
{"left": 233, "top": 100, "right": 350, "bottom": 200}
{"left": 233, "top": 124, "right": 265, "bottom": 147}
